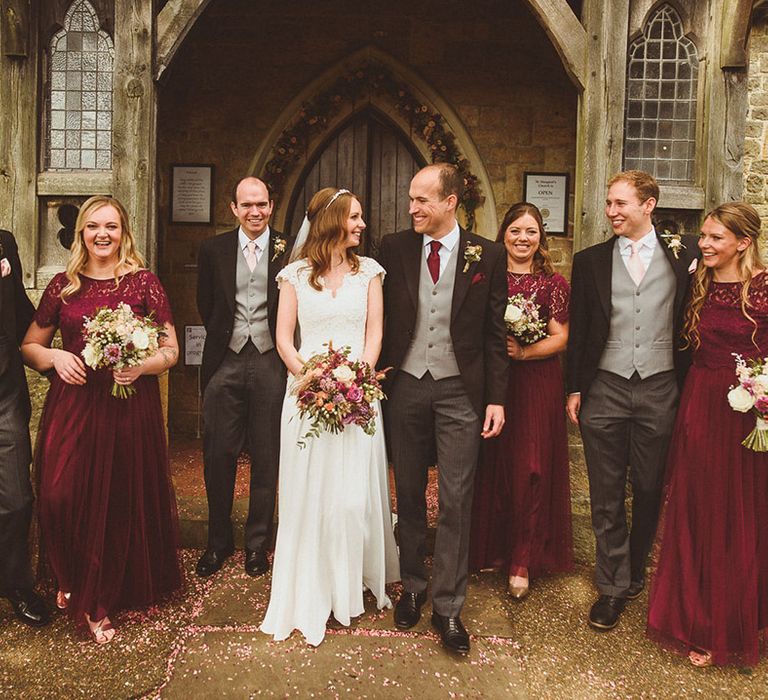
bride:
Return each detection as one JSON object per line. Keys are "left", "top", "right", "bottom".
{"left": 260, "top": 187, "right": 400, "bottom": 646}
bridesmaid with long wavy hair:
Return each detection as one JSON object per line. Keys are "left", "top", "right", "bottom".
{"left": 22, "top": 195, "right": 182, "bottom": 644}
{"left": 647, "top": 201, "right": 768, "bottom": 667}
{"left": 469, "top": 202, "right": 573, "bottom": 598}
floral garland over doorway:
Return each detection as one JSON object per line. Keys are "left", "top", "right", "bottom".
{"left": 263, "top": 62, "right": 483, "bottom": 229}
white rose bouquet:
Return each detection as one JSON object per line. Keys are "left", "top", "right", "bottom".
{"left": 727, "top": 353, "right": 768, "bottom": 451}
{"left": 504, "top": 293, "right": 548, "bottom": 345}
{"left": 81, "top": 302, "right": 164, "bottom": 399}
{"left": 290, "top": 342, "right": 387, "bottom": 447}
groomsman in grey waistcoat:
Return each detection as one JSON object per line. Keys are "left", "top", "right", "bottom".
{"left": 196, "top": 177, "right": 291, "bottom": 578}
{"left": 0, "top": 229, "right": 50, "bottom": 627}
{"left": 566, "top": 171, "right": 698, "bottom": 630}
{"left": 380, "top": 164, "right": 508, "bottom": 654}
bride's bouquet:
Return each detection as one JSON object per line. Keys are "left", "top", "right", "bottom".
{"left": 504, "top": 293, "right": 548, "bottom": 345}
{"left": 291, "top": 342, "right": 387, "bottom": 448}
{"left": 81, "top": 302, "right": 164, "bottom": 399}
{"left": 727, "top": 353, "right": 768, "bottom": 451}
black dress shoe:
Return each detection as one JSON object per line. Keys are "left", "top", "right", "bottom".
{"left": 195, "top": 548, "right": 233, "bottom": 577}
{"left": 394, "top": 590, "right": 427, "bottom": 629}
{"left": 5, "top": 588, "right": 50, "bottom": 628}
{"left": 588, "top": 595, "right": 626, "bottom": 630}
{"left": 626, "top": 580, "right": 645, "bottom": 600}
{"left": 431, "top": 612, "right": 470, "bottom": 654}
{"left": 244, "top": 549, "right": 269, "bottom": 577}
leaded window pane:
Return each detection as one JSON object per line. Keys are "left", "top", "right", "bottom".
{"left": 623, "top": 5, "right": 699, "bottom": 184}
{"left": 45, "top": 0, "right": 113, "bottom": 172}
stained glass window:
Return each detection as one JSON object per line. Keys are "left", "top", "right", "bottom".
{"left": 46, "top": 0, "right": 114, "bottom": 171}
{"left": 624, "top": 5, "right": 699, "bottom": 183}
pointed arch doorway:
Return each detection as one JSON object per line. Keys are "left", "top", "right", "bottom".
{"left": 285, "top": 109, "right": 427, "bottom": 258}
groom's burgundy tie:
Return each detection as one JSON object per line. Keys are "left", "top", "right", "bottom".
{"left": 428, "top": 240, "right": 442, "bottom": 284}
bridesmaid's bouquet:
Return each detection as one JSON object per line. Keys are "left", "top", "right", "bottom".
{"left": 504, "top": 294, "right": 547, "bottom": 345}
{"left": 290, "top": 342, "right": 387, "bottom": 448}
{"left": 727, "top": 353, "right": 768, "bottom": 451}
{"left": 81, "top": 302, "right": 164, "bottom": 399}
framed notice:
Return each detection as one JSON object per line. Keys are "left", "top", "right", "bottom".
{"left": 523, "top": 172, "right": 569, "bottom": 234}
{"left": 171, "top": 165, "right": 214, "bottom": 224}
{"left": 185, "top": 325, "right": 207, "bottom": 366}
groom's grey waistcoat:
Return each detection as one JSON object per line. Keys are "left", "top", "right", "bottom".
{"left": 400, "top": 243, "right": 461, "bottom": 380}
{"left": 228, "top": 245, "right": 273, "bottom": 354}
{"left": 597, "top": 240, "right": 675, "bottom": 379}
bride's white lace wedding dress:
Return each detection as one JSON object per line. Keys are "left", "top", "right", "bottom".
{"left": 260, "top": 256, "right": 400, "bottom": 646}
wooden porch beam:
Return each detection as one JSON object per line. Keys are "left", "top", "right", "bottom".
{"left": 573, "top": 0, "right": 630, "bottom": 250}
{"left": 113, "top": 0, "right": 156, "bottom": 265}
{"left": 156, "top": 0, "right": 211, "bottom": 80}
{"left": 0, "top": 0, "right": 38, "bottom": 286}
{"left": 524, "top": 0, "right": 588, "bottom": 91}
{"left": 720, "top": 0, "right": 754, "bottom": 69}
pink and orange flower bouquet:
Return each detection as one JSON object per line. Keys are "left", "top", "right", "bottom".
{"left": 290, "top": 342, "right": 387, "bottom": 448}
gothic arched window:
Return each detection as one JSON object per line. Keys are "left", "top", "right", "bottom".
{"left": 45, "top": 0, "right": 114, "bottom": 171}
{"left": 624, "top": 5, "right": 699, "bottom": 183}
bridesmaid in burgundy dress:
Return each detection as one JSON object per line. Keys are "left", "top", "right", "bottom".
{"left": 470, "top": 202, "right": 573, "bottom": 598}
{"left": 647, "top": 202, "right": 768, "bottom": 667}
{"left": 22, "top": 196, "right": 181, "bottom": 644}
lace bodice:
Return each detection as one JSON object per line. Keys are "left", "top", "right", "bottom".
{"left": 692, "top": 271, "right": 768, "bottom": 368}
{"left": 507, "top": 271, "right": 570, "bottom": 325}
{"left": 35, "top": 270, "right": 173, "bottom": 355}
{"left": 277, "top": 256, "right": 384, "bottom": 360}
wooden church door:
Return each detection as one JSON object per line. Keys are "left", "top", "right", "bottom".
{"left": 286, "top": 110, "right": 427, "bottom": 257}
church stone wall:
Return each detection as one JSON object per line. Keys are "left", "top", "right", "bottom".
{"left": 745, "top": 15, "right": 768, "bottom": 233}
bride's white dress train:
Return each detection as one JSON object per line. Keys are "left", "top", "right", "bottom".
{"left": 260, "top": 256, "right": 400, "bottom": 646}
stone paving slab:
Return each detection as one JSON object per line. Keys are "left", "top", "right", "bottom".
{"left": 194, "top": 555, "right": 516, "bottom": 639}
{"left": 161, "top": 631, "right": 527, "bottom": 699}
{"left": 2, "top": 552, "right": 767, "bottom": 699}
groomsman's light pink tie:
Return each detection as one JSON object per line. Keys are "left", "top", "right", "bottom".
{"left": 245, "top": 239, "right": 258, "bottom": 272}
{"left": 627, "top": 240, "right": 646, "bottom": 286}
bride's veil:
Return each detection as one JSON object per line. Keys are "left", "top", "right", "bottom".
{"left": 288, "top": 215, "right": 310, "bottom": 263}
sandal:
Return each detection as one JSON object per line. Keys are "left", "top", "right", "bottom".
{"left": 688, "top": 648, "right": 713, "bottom": 667}
{"left": 56, "top": 591, "right": 71, "bottom": 610}
{"left": 85, "top": 614, "right": 116, "bottom": 645}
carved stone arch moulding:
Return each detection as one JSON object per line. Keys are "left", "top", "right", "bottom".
{"left": 250, "top": 52, "right": 496, "bottom": 236}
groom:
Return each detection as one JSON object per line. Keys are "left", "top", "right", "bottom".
{"left": 380, "top": 163, "right": 508, "bottom": 654}
{"left": 566, "top": 170, "right": 698, "bottom": 630}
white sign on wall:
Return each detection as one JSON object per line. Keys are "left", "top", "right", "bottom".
{"left": 185, "top": 325, "right": 207, "bottom": 366}
{"left": 171, "top": 164, "right": 214, "bottom": 224}
{"left": 523, "top": 172, "right": 569, "bottom": 234}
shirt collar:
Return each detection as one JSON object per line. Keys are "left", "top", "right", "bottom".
{"left": 423, "top": 221, "right": 460, "bottom": 251}
{"left": 618, "top": 227, "right": 656, "bottom": 253}
{"left": 239, "top": 226, "right": 270, "bottom": 252}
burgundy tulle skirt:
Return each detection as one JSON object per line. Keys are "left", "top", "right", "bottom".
{"left": 36, "top": 369, "right": 182, "bottom": 622}
{"left": 470, "top": 356, "right": 573, "bottom": 577}
{"left": 647, "top": 364, "right": 768, "bottom": 666}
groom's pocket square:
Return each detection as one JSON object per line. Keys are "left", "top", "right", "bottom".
{"left": 0, "top": 258, "right": 10, "bottom": 278}
{"left": 471, "top": 272, "right": 486, "bottom": 286}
